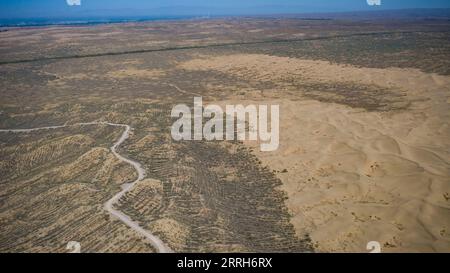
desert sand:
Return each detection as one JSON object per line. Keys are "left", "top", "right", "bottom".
{"left": 180, "top": 54, "right": 450, "bottom": 252}
{"left": 2, "top": 16, "right": 450, "bottom": 253}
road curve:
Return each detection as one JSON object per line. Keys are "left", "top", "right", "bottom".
{"left": 0, "top": 121, "right": 173, "bottom": 253}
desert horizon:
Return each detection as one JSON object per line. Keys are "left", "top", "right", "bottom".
{"left": 1, "top": 3, "right": 449, "bottom": 258}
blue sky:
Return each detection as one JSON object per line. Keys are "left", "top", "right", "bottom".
{"left": 1, "top": 0, "right": 450, "bottom": 19}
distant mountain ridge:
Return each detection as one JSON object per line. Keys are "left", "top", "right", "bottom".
{"left": 1, "top": 8, "right": 449, "bottom": 27}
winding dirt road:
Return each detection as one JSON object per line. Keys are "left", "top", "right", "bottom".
{"left": 0, "top": 121, "right": 173, "bottom": 253}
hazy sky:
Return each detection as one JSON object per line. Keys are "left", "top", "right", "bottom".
{"left": 1, "top": 0, "right": 450, "bottom": 19}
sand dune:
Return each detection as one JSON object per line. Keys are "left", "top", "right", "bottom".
{"left": 255, "top": 99, "right": 450, "bottom": 252}
{"left": 181, "top": 54, "right": 450, "bottom": 252}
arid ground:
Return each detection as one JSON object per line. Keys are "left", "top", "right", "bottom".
{"left": 1, "top": 13, "right": 449, "bottom": 253}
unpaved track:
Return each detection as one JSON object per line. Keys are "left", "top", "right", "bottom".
{"left": 168, "top": 83, "right": 202, "bottom": 96}
{"left": 0, "top": 121, "right": 173, "bottom": 253}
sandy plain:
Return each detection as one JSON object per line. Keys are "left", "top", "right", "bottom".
{"left": 180, "top": 53, "right": 450, "bottom": 252}
{"left": 1, "top": 14, "right": 449, "bottom": 252}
